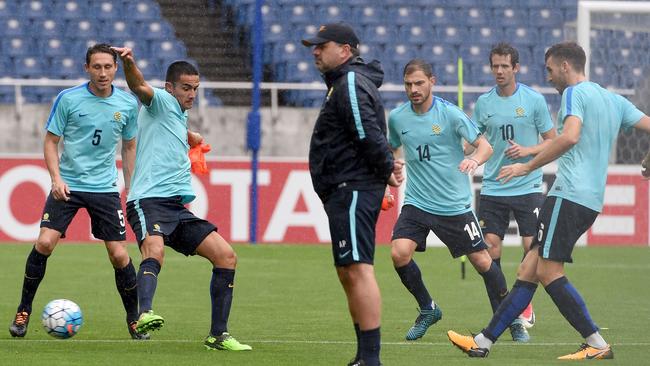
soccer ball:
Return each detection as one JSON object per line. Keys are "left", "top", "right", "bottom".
{"left": 41, "top": 299, "right": 83, "bottom": 339}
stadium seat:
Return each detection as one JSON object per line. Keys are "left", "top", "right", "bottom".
{"left": 18, "top": 0, "right": 50, "bottom": 20}
{"left": 150, "top": 40, "right": 187, "bottom": 66}
{"left": 103, "top": 20, "right": 135, "bottom": 41}
{"left": 388, "top": 6, "right": 422, "bottom": 27}
{"left": 468, "top": 27, "right": 504, "bottom": 45}
{"left": 31, "top": 19, "right": 65, "bottom": 38}
{"left": 435, "top": 62, "right": 460, "bottom": 85}
{"left": 364, "top": 25, "right": 398, "bottom": 46}
{"left": 397, "top": 25, "right": 432, "bottom": 46}
{"left": 13, "top": 56, "right": 46, "bottom": 79}
{"left": 283, "top": 5, "right": 314, "bottom": 25}
{"left": 424, "top": 7, "right": 458, "bottom": 27}
{"left": 282, "top": 61, "right": 319, "bottom": 83}
{"left": 92, "top": 1, "right": 124, "bottom": 21}
{"left": 53, "top": 0, "right": 88, "bottom": 20}
{"left": 64, "top": 19, "right": 97, "bottom": 39}
{"left": 390, "top": 44, "right": 417, "bottom": 64}
{"left": 273, "top": 41, "right": 307, "bottom": 63}
{"left": 0, "top": 57, "right": 13, "bottom": 77}
{"left": 512, "top": 27, "right": 539, "bottom": 46}
{"left": 0, "top": 0, "right": 17, "bottom": 18}
{"left": 436, "top": 26, "right": 469, "bottom": 46}
{"left": 353, "top": 6, "right": 384, "bottom": 25}
{"left": 0, "top": 17, "right": 26, "bottom": 37}
{"left": 138, "top": 20, "right": 174, "bottom": 41}
{"left": 539, "top": 27, "right": 565, "bottom": 45}
{"left": 618, "top": 65, "right": 643, "bottom": 89}
{"left": 529, "top": 8, "right": 564, "bottom": 27}
{"left": 265, "top": 22, "right": 287, "bottom": 44}
{"left": 2, "top": 37, "right": 34, "bottom": 57}
{"left": 459, "top": 44, "right": 489, "bottom": 65}
{"left": 135, "top": 58, "right": 163, "bottom": 79}
{"left": 314, "top": 5, "right": 345, "bottom": 23}
{"left": 494, "top": 8, "right": 528, "bottom": 27}
{"left": 50, "top": 57, "right": 84, "bottom": 79}
{"left": 125, "top": 1, "right": 162, "bottom": 22}
{"left": 461, "top": 7, "right": 491, "bottom": 27}
{"left": 467, "top": 63, "right": 494, "bottom": 86}
{"left": 425, "top": 44, "right": 459, "bottom": 66}
{"left": 39, "top": 38, "right": 69, "bottom": 58}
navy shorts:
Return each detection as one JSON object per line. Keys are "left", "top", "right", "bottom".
{"left": 392, "top": 204, "right": 488, "bottom": 258}
{"left": 478, "top": 193, "right": 544, "bottom": 239}
{"left": 126, "top": 196, "right": 217, "bottom": 256}
{"left": 40, "top": 191, "right": 126, "bottom": 241}
{"left": 323, "top": 188, "right": 383, "bottom": 267}
{"left": 533, "top": 196, "right": 598, "bottom": 263}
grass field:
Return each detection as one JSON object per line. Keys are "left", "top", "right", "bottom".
{"left": 0, "top": 243, "right": 648, "bottom": 365}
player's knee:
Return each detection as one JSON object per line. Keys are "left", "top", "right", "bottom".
{"left": 390, "top": 243, "right": 412, "bottom": 267}
{"left": 221, "top": 248, "right": 237, "bottom": 268}
{"left": 35, "top": 237, "right": 57, "bottom": 255}
{"left": 106, "top": 244, "right": 130, "bottom": 268}
{"left": 469, "top": 251, "right": 492, "bottom": 272}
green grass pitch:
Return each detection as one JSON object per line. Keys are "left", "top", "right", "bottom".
{"left": 0, "top": 243, "right": 648, "bottom": 365}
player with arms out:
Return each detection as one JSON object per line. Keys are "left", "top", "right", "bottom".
{"left": 472, "top": 43, "right": 557, "bottom": 341}
{"left": 448, "top": 41, "right": 650, "bottom": 360}
{"left": 388, "top": 59, "right": 511, "bottom": 341}
{"left": 112, "top": 46, "right": 251, "bottom": 351}
{"left": 9, "top": 44, "right": 146, "bottom": 340}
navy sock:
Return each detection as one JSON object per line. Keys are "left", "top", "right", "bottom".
{"left": 545, "top": 276, "right": 599, "bottom": 338}
{"left": 115, "top": 258, "right": 138, "bottom": 323}
{"left": 210, "top": 267, "right": 235, "bottom": 336}
{"left": 493, "top": 257, "right": 501, "bottom": 269}
{"left": 479, "top": 261, "right": 509, "bottom": 313}
{"left": 359, "top": 327, "right": 381, "bottom": 366}
{"left": 354, "top": 323, "right": 361, "bottom": 362}
{"left": 137, "top": 258, "right": 161, "bottom": 314}
{"left": 395, "top": 260, "right": 433, "bottom": 310}
{"left": 18, "top": 246, "right": 49, "bottom": 314}
{"left": 483, "top": 280, "right": 538, "bottom": 342}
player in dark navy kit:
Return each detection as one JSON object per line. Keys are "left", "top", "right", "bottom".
{"left": 303, "top": 23, "right": 403, "bottom": 366}
{"left": 9, "top": 44, "right": 145, "bottom": 340}
{"left": 113, "top": 45, "right": 251, "bottom": 351}
{"left": 448, "top": 42, "right": 650, "bottom": 360}
{"left": 388, "top": 59, "right": 510, "bottom": 342}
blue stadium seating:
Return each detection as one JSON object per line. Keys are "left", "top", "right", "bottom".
{"left": 50, "top": 56, "right": 84, "bottom": 79}
{"left": 18, "top": 0, "right": 51, "bottom": 20}
{"left": 53, "top": 0, "right": 88, "bottom": 20}
{"left": 0, "top": 17, "right": 26, "bottom": 37}
{"left": 0, "top": 1, "right": 17, "bottom": 18}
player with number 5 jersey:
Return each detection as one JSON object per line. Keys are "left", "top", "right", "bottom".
{"left": 387, "top": 59, "right": 510, "bottom": 342}
{"left": 9, "top": 44, "right": 147, "bottom": 340}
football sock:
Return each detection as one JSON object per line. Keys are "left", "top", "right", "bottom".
{"left": 479, "top": 261, "right": 509, "bottom": 313}
{"left": 114, "top": 258, "right": 138, "bottom": 323}
{"left": 586, "top": 332, "right": 608, "bottom": 349}
{"left": 354, "top": 323, "right": 361, "bottom": 362}
{"left": 18, "top": 246, "right": 49, "bottom": 314}
{"left": 474, "top": 332, "right": 494, "bottom": 349}
{"left": 359, "top": 327, "right": 381, "bottom": 366}
{"left": 210, "top": 267, "right": 235, "bottom": 336}
{"left": 482, "top": 280, "right": 538, "bottom": 342}
{"left": 395, "top": 260, "right": 433, "bottom": 310}
{"left": 137, "top": 258, "right": 160, "bottom": 314}
{"left": 544, "top": 276, "right": 599, "bottom": 338}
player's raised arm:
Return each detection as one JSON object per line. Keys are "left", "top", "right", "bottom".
{"left": 112, "top": 46, "right": 154, "bottom": 106}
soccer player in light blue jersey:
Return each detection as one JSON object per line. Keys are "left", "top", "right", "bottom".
{"left": 388, "top": 59, "right": 511, "bottom": 341}
{"left": 9, "top": 44, "right": 146, "bottom": 340}
{"left": 113, "top": 46, "right": 251, "bottom": 351}
{"left": 448, "top": 42, "right": 650, "bottom": 360}
{"left": 473, "top": 43, "right": 558, "bottom": 341}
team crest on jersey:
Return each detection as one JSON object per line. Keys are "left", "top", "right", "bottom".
{"left": 113, "top": 111, "right": 122, "bottom": 122}
{"left": 431, "top": 124, "right": 442, "bottom": 135}
{"left": 515, "top": 107, "right": 526, "bottom": 117}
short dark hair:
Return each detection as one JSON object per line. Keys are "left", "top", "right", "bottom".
{"left": 489, "top": 42, "right": 519, "bottom": 67}
{"left": 85, "top": 43, "right": 117, "bottom": 65}
{"left": 544, "top": 42, "right": 586, "bottom": 73}
{"left": 403, "top": 58, "right": 433, "bottom": 78}
{"left": 165, "top": 61, "right": 199, "bottom": 83}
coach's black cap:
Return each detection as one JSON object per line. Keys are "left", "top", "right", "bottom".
{"left": 301, "top": 23, "right": 360, "bottom": 49}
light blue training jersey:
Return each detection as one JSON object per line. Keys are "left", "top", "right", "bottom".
{"left": 45, "top": 83, "right": 138, "bottom": 192}
{"left": 128, "top": 88, "right": 195, "bottom": 204}
{"left": 551, "top": 81, "right": 644, "bottom": 212}
{"left": 474, "top": 83, "right": 554, "bottom": 196}
{"left": 388, "top": 97, "right": 481, "bottom": 216}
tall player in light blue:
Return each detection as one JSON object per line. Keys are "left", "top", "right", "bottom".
{"left": 448, "top": 42, "right": 650, "bottom": 360}
{"left": 472, "top": 43, "right": 557, "bottom": 342}
{"left": 9, "top": 44, "right": 146, "bottom": 340}
{"left": 112, "top": 46, "right": 251, "bottom": 351}
{"left": 389, "top": 59, "right": 510, "bottom": 341}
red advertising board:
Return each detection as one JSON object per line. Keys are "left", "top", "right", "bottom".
{"left": 0, "top": 157, "right": 646, "bottom": 245}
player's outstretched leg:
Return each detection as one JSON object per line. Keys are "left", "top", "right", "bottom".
{"left": 9, "top": 246, "right": 50, "bottom": 337}
{"left": 447, "top": 331, "right": 490, "bottom": 358}
{"left": 135, "top": 257, "right": 164, "bottom": 333}
{"left": 113, "top": 257, "right": 149, "bottom": 339}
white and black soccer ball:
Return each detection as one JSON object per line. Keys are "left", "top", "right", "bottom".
{"left": 41, "top": 299, "right": 83, "bottom": 339}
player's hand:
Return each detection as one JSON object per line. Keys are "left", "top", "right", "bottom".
{"left": 110, "top": 46, "right": 135, "bottom": 62}
{"left": 392, "top": 158, "right": 405, "bottom": 185}
{"left": 459, "top": 158, "right": 479, "bottom": 175}
{"left": 189, "top": 142, "right": 211, "bottom": 175}
{"left": 642, "top": 150, "right": 650, "bottom": 179}
{"left": 51, "top": 177, "right": 70, "bottom": 201}
{"left": 497, "top": 163, "right": 530, "bottom": 183}
{"left": 381, "top": 193, "right": 394, "bottom": 210}
{"left": 187, "top": 130, "right": 204, "bottom": 148}
{"left": 504, "top": 139, "right": 530, "bottom": 159}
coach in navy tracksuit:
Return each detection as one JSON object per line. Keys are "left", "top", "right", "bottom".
{"left": 303, "top": 23, "right": 403, "bottom": 366}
